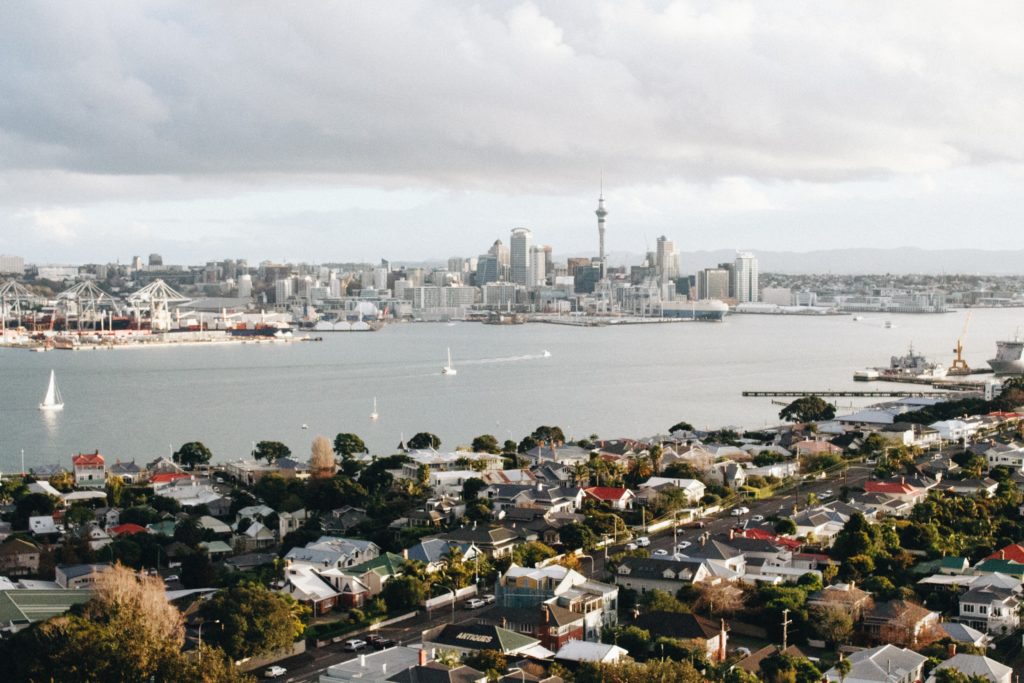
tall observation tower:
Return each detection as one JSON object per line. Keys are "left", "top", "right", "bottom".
{"left": 595, "top": 182, "right": 607, "bottom": 280}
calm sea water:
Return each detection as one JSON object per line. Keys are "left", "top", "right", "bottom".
{"left": 1, "top": 309, "right": 1022, "bottom": 472}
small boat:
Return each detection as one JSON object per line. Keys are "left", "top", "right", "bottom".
{"left": 370, "top": 397, "right": 379, "bottom": 421}
{"left": 38, "top": 370, "right": 64, "bottom": 411}
{"left": 442, "top": 347, "right": 457, "bottom": 375}
{"left": 542, "top": 350, "right": 551, "bottom": 358}
{"left": 884, "top": 320, "right": 894, "bottom": 329}
{"left": 852, "top": 316, "right": 863, "bottom": 322}
{"left": 301, "top": 423, "right": 309, "bottom": 430}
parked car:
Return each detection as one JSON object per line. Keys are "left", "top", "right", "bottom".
{"left": 676, "top": 541, "right": 692, "bottom": 550}
{"left": 653, "top": 549, "right": 668, "bottom": 556}
{"left": 738, "top": 506, "right": 750, "bottom": 514}
{"left": 367, "top": 634, "right": 396, "bottom": 649}
{"left": 264, "top": 666, "right": 287, "bottom": 679}
{"left": 344, "top": 639, "right": 368, "bottom": 651}
{"left": 636, "top": 536, "right": 651, "bottom": 547}
{"left": 163, "top": 575, "right": 179, "bottom": 583}
{"left": 464, "top": 598, "right": 486, "bottom": 610}
{"left": 625, "top": 542, "right": 638, "bottom": 551}
{"left": 751, "top": 514, "right": 765, "bottom": 522}
{"left": 823, "top": 489, "right": 834, "bottom": 498}
{"left": 481, "top": 594, "right": 496, "bottom": 605}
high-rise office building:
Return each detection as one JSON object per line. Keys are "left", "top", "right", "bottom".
{"left": 655, "top": 236, "right": 678, "bottom": 285}
{"left": 510, "top": 228, "right": 533, "bottom": 286}
{"left": 0, "top": 254, "right": 24, "bottom": 274}
{"left": 237, "top": 274, "right": 253, "bottom": 299}
{"left": 530, "top": 246, "right": 546, "bottom": 286}
{"left": 733, "top": 251, "right": 759, "bottom": 303}
{"left": 697, "top": 268, "right": 730, "bottom": 300}
{"left": 274, "top": 277, "right": 293, "bottom": 304}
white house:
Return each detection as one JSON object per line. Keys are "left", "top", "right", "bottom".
{"left": 637, "top": 477, "right": 706, "bottom": 503}
{"left": 985, "top": 443, "right": 1024, "bottom": 471}
{"left": 824, "top": 645, "right": 927, "bottom": 683}
{"left": 926, "top": 654, "right": 1012, "bottom": 683}
{"left": 958, "top": 586, "right": 1022, "bottom": 635}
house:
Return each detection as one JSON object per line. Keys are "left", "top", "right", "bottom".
{"left": 582, "top": 487, "right": 635, "bottom": 511}
{"left": 422, "top": 623, "right": 548, "bottom": 659}
{"left": 636, "top": 477, "right": 706, "bottom": 504}
{"left": 807, "top": 582, "right": 874, "bottom": 620}
{"left": 554, "top": 641, "right": 629, "bottom": 665}
{"left": 198, "top": 540, "right": 233, "bottom": 559}
{"left": 792, "top": 440, "right": 843, "bottom": 457}
{"left": 498, "top": 508, "right": 583, "bottom": 547}
{"left": 498, "top": 564, "right": 618, "bottom": 641}
{"left": 930, "top": 419, "right": 973, "bottom": 443}
{"left": 985, "top": 442, "right": 1024, "bottom": 470}
{"left": 387, "top": 660, "right": 487, "bottom": 683}
{"left": 232, "top": 520, "right": 276, "bottom": 550}
{"left": 939, "top": 478, "right": 999, "bottom": 498}
{"left": 318, "top": 645, "right": 424, "bottom": 683}
{"left": 326, "top": 506, "right": 369, "bottom": 533}
{"left": 107, "top": 461, "right": 143, "bottom": 484}
{"left": 404, "top": 538, "right": 482, "bottom": 574}
{"left": 790, "top": 506, "right": 851, "bottom": 546}
{"left": 480, "top": 601, "right": 586, "bottom": 652}
{"left": 440, "top": 525, "right": 520, "bottom": 559}
{"left": 72, "top": 451, "right": 106, "bottom": 488}
{"left": 614, "top": 556, "right": 728, "bottom": 592}
{"left": 285, "top": 536, "right": 381, "bottom": 570}
{"left": 0, "top": 538, "right": 40, "bottom": 576}
{"left": 0, "top": 588, "right": 95, "bottom": 634}
{"left": 863, "top": 477, "right": 930, "bottom": 506}
{"left": 55, "top": 563, "right": 111, "bottom": 589}
{"left": 222, "top": 459, "right": 280, "bottom": 485}
{"left": 926, "top": 654, "right": 1012, "bottom": 683}
{"left": 318, "top": 552, "right": 405, "bottom": 608}
{"left": 733, "top": 645, "right": 807, "bottom": 679}
{"left": 483, "top": 484, "right": 583, "bottom": 514}
{"left": 939, "top": 622, "right": 990, "bottom": 648}
{"left": 109, "top": 523, "right": 148, "bottom": 538}
{"left": 281, "top": 564, "right": 339, "bottom": 615}
{"left": 958, "top": 586, "right": 1021, "bottom": 634}
{"left": 984, "top": 544, "right": 1024, "bottom": 563}
{"left": 721, "top": 463, "right": 746, "bottom": 489}
{"left": 518, "top": 443, "right": 592, "bottom": 468}
{"left": 632, "top": 612, "right": 727, "bottom": 662}
{"left": 823, "top": 645, "right": 927, "bottom": 683}
{"left": 28, "top": 515, "right": 63, "bottom": 537}
{"left": 862, "top": 599, "right": 940, "bottom": 647}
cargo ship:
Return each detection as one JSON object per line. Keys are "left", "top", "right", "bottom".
{"left": 988, "top": 335, "right": 1024, "bottom": 375}
{"left": 227, "top": 322, "right": 293, "bottom": 338}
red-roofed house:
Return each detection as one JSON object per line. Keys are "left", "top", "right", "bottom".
{"left": 150, "top": 472, "right": 194, "bottom": 488}
{"left": 792, "top": 440, "right": 843, "bottom": 457}
{"left": 986, "top": 544, "right": 1024, "bottom": 563}
{"left": 583, "top": 487, "right": 636, "bottom": 510}
{"left": 72, "top": 451, "right": 106, "bottom": 489}
{"left": 742, "top": 528, "right": 802, "bottom": 550}
{"left": 864, "top": 478, "right": 927, "bottom": 505}
{"left": 109, "top": 523, "right": 148, "bottom": 537}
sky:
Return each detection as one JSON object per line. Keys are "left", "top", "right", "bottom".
{"left": 2, "top": 1, "right": 1024, "bottom": 265}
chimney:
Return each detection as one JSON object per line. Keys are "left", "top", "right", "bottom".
{"left": 419, "top": 648, "right": 427, "bottom": 666}
{"left": 717, "top": 619, "right": 727, "bottom": 662}
{"left": 947, "top": 643, "right": 956, "bottom": 658}
{"left": 849, "top": 580, "right": 855, "bottom": 590}
{"left": 900, "top": 476, "right": 905, "bottom": 485}
{"left": 729, "top": 528, "right": 735, "bottom": 541}
{"left": 542, "top": 604, "right": 550, "bottom": 624}
{"left": 1000, "top": 550, "right": 1006, "bottom": 560}
{"left": 403, "top": 548, "right": 409, "bottom": 560}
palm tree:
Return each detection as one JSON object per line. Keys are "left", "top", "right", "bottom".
{"left": 572, "top": 463, "right": 590, "bottom": 488}
{"left": 836, "top": 656, "right": 851, "bottom": 683}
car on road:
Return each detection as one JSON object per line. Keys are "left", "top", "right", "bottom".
{"left": 163, "top": 575, "right": 179, "bottom": 583}
{"left": 751, "top": 514, "right": 765, "bottom": 522}
{"left": 635, "top": 536, "right": 651, "bottom": 547}
{"left": 626, "top": 542, "right": 638, "bottom": 551}
{"left": 367, "top": 634, "right": 397, "bottom": 649}
{"left": 464, "top": 598, "right": 486, "bottom": 610}
{"left": 739, "top": 506, "right": 750, "bottom": 514}
{"left": 653, "top": 549, "right": 668, "bottom": 556}
{"left": 823, "top": 489, "right": 834, "bottom": 498}
{"left": 481, "top": 594, "right": 496, "bottom": 605}
{"left": 264, "top": 666, "right": 287, "bottom": 678}
{"left": 344, "top": 639, "right": 368, "bottom": 651}
{"left": 676, "top": 541, "right": 692, "bottom": 550}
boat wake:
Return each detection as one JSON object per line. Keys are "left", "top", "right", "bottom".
{"left": 460, "top": 352, "right": 549, "bottom": 365}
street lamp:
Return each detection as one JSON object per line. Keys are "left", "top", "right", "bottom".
{"left": 430, "top": 584, "right": 457, "bottom": 624}
{"left": 577, "top": 554, "right": 594, "bottom": 578}
{"left": 197, "top": 619, "right": 222, "bottom": 660}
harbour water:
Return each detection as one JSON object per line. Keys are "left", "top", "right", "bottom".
{"left": 1, "top": 309, "right": 1021, "bottom": 472}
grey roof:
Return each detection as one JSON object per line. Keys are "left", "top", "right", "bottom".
{"left": 939, "top": 622, "right": 987, "bottom": 644}
{"left": 617, "top": 556, "right": 704, "bottom": 581}
{"left": 406, "top": 538, "right": 475, "bottom": 564}
{"left": 827, "top": 644, "right": 927, "bottom": 683}
{"left": 388, "top": 662, "right": 486, "bottom": 683}
{"left": 931, "top": 655, "right": 1012, "bottom": 683}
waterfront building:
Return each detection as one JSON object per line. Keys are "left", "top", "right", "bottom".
{"left": 697, "top": 267, "right": 731, "bottom": 300}
{"left": 0, "top": 254, "right": 24, "bottom": 274}
{"left": 733, "top": 251, "right": 759, "bottom": 303}
{"left": 72, "top": 451, "right": 106, "bottom": 489}
{"left": 510, "top": 228, "right": 533, "bottom": 286}
{"left": 655, "top": 235, "right": 678, "bottom": 285}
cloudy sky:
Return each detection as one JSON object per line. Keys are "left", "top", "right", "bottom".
{"left": 2, "top": 1, "right": 1024, "bottom": 265}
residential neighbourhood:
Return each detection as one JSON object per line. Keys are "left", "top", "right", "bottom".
{"left": 3, "top": 389, "right": 1024, "bottom": 682}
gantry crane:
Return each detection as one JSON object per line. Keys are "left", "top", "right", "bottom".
{"left": 949, "top": 311, "right": 972, "bottom": 376}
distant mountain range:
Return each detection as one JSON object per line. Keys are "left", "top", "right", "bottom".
{"left": 615, "top": 248, "right": 1024, "bottom": 275}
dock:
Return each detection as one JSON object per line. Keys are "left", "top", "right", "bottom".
{"left": 742, "top": 390, "right": 968, "bottom": 398}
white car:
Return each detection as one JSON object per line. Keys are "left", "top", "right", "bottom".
{"left": 344, "top": 639, "right": 368, "bottom": 651}
{"left": 163, "top": 575, "right": 180, "bottom": 583}
{"left": 676, "top": 541, "right": 692, "bottom": 550}
{"left": 625, "top": 542, "right": 638, "bottom": 551}
{"left": 635, "top": 536, "right": 651, "bottom": 547}
{"left": 264, "top": 666, "right": 287, "bottom": 678}
{"left": 739, "top": 506, "right": 750, "bottom": 514}
{"left": 653, "top": 549, "right": 668, "bottom": 556}
{"left": 823, "top": 490, "right": 834, "bottom": 498}
{"left": 730, "top": 508, "right": 743, "bottom": 517}
{"left": 464, "top": 598, "right": 486, "bottom": 610}
{"left": 751, "top": 514, "right": 765, "bottom": 522}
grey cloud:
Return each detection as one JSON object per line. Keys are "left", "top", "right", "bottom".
{"left": 2, "top": 1, "right": 1023, "bottom": 190}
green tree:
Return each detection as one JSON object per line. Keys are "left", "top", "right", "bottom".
{"left": 604, "top": 625, "right": 650, "bottom": 659}
{"left": 779, "top": 396, "right": 836, "bottom": 423}
{"left": 531, "top": 425, "right": 566, "bottom": 445}
{"left": 173, "top": 517, "right": 203, "bottom": 548}
{"left": 559, "top": 522, "right": 596, "bottom": 551}
{"left": 462, "top": 477, "right": 487, "bottom": 502}
{"left": 333, "top": 433, "right": 367, "bottom": 457}
{"left": 774, "top": 518, "right": 797, "bottom": 535}
{"left": 464, "top": 649, "right": 507, "bottom": 677}
{"left": 199, "top": 584, "right": 307, "bottom": 660}
{"left": 471, "top": 434, "right": 500, "bottom": 453}
{"left": 575, "top": 659, "right": 702, "bottom": 683}
{"left": 13, "top": 492, "right": 57, "bottom": 530}
{"left": 408, "top": 432, "right": 441, "bottom": 450}
{"left": 381, "top": 575, "right": 427, "bottom": 611}
{"left": 173, "top": 441, "right": 213, "bottom": 470}
{"left": 181, "top": 550, "right": 217, "bottom": 588}
{"left": 512, "top": 541, "right": 557, "bottom": 567}
{"left": 669, "top": 420, "right": 694, "bottom": 433}
{"left": 254, "top": 440, "right": 291, "bottom": 464}
{"left": 810, "top": 604, "right": 853, "bottom": 647}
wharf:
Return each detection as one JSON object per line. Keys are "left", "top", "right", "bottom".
{"left": 742, "top": 389, "right": 967, "bottom": 398}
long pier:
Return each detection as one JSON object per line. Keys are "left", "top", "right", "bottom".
{"left": 742, "top": 390, "right": 964, "bottom": 398}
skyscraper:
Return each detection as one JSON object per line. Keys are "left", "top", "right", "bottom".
{"left": 655, "top": 235, "right": 678, "bottom": 285}
{"left": 733, "top": 251, "right": 759, "bottom": 303}
{"left": 510, "top": 228, "right": 533, "bottom": 286}
{"left": 530, "top": 246, "right": 546, "bottom": 286}
{"left": 697, "top": 268, "right": 730, "bottom": 300}
{"left": 595, "top": 186, "right": 608, "bottom": 280}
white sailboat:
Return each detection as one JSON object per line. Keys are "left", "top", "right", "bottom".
{"left": 542, "top": 350, "right": 551, "bottom": 358}
{"left": 38, "top": 370, "right": 64, "bottom": 411}
{"left": 370, "top": 397, "right": 379, "bottom": 420}
{"left": 442, "top": 347, "right": 457, "bottom": 375}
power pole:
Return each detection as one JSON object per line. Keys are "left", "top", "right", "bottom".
{"left": 781, "top": 608, "right": 792, "bottom": 651}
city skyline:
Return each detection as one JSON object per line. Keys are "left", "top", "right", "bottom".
{"left": 4, "top": 2, "right": 1024, "bottom": 263}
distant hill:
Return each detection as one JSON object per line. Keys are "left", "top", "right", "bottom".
{"left": 657, "top": 248, "right": 1023, "bottom": 275}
